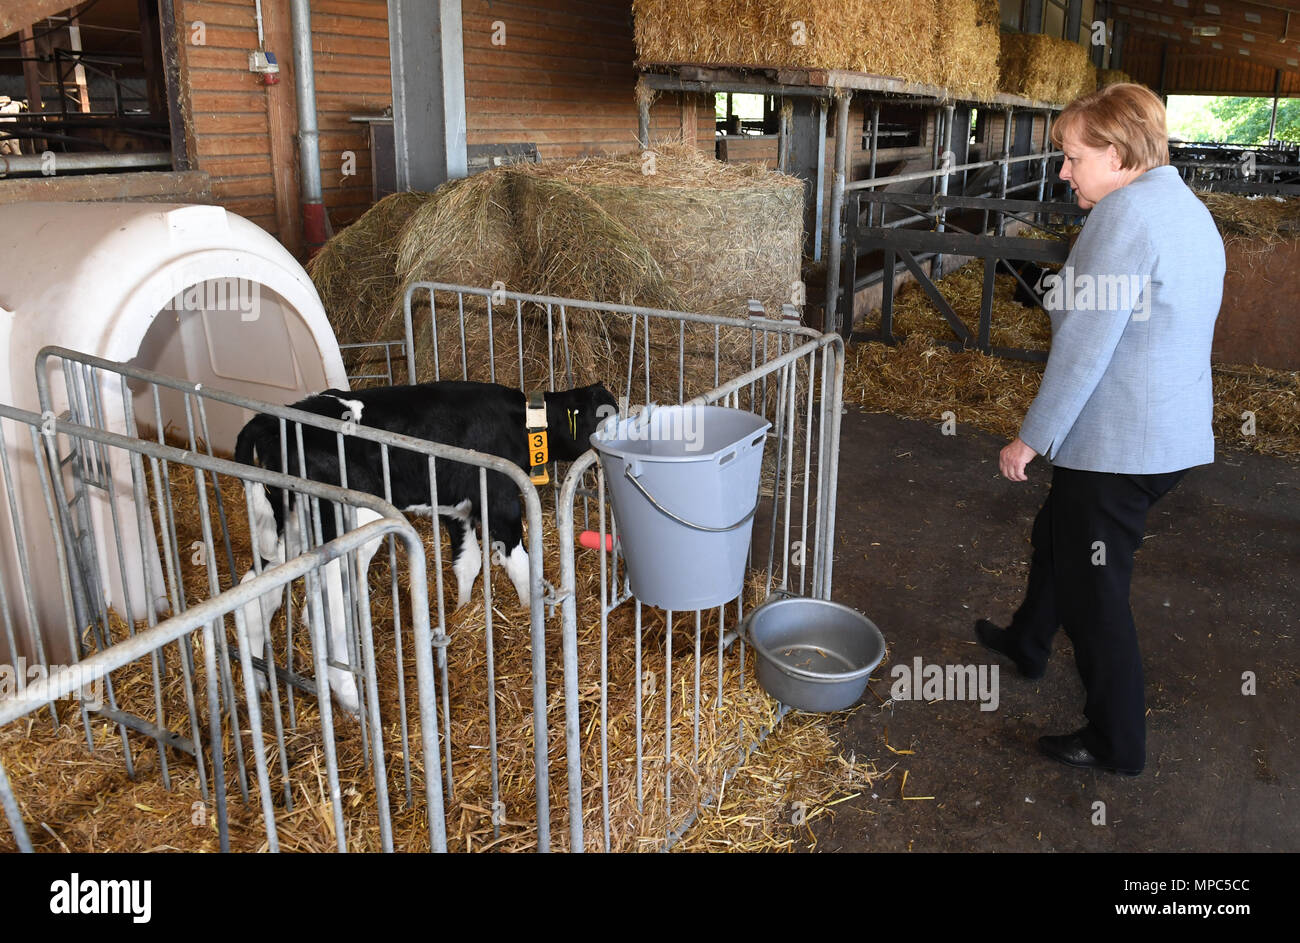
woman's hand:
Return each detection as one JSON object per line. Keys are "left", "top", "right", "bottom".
{"left": 1000, "top": 437, "right": 1038, "bottom": 481}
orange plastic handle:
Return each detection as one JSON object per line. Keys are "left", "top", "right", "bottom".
{"left": 579, "top": 531, "right": 615, "bottom": 551}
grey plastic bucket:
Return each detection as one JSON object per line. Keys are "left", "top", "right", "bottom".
{"left": 742, "top": 596, "right": 886, "bottom": 712}
{"left": 590, "top": 404, "right": 770, "bottom": 610}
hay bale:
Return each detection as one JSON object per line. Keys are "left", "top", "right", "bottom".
{"left": 511, "top": 176, "right": 678, "bottom": 309}
{"left": 1097, "top": 68, "right": 1132, "bottom": 88}
{"left": 374, "top": 146, "right": 804, "bottom": 390}
{"left": 394, "top": 170, "right": 525, "bottom": 304}
{"left": 633, "top": 0, "right": 940, "bottom": 86}
{"left": 312, "top": 146, "right": 802, "bottom": 400}
{"left": 933, "top": 0, "right": 1002, "bottom": 102}
{"left": 308, "top": 191, "right": 433, "bottom": 345}
{"left": 521, "top": 144, "right": 803, "bottom": 318}
{"left": 999, "top": 32, "right": 1094, "bottom": 103}
{"left": 390, "top": 145, "right": 802, "bottom": 320}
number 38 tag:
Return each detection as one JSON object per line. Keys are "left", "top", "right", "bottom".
{"left": 529, "top": 431, "right": 548, "bottom": 467}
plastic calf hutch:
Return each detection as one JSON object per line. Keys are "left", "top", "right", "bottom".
{"left": 0, "top": 201, "right": 346, "bottom": 664}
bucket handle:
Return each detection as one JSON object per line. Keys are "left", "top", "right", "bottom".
{"left": 623, "top": 465, "right": 757, "bottom": 533}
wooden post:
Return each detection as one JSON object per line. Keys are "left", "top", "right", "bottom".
{"left": 261, "top": 0, "right": 303, "bottom": 256}
{"left": 17, "top": 26, "right": 44, "bottom": 153}
{"left": 67, "top": 6, "right": 92, "bottom": 114}
{"left": 137, "top": 0, "right": 166, "bottom": 120}
{"left": 157, "top": 0, "right": 189, "bottom": 171}
{"left": 18, "top": 27, "right": 43, "bottom": 114}
{"left": 1268, "top": 70, "right": 1282, "bottom": 143}
{"left": 679, "top": 93, "right": 697, "bottom": 150}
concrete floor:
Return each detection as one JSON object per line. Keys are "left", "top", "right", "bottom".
{"left": 811, "top": 408, "right": 1298, "bottom": 853}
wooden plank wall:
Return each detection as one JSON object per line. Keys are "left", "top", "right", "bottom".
{"left": 174, "top": 0, "right": 391, "bottom": 250}
{"left": 1124, "top": 34, "right": 1300, "bottom": 97}
{"left": 171, "top": 0, "right": 714, "bottom": 254}
{"left": 463, "top": 0, "right": 705, "bottom": 159}
{"left": 175, "top": 0, "right": 279, "bottom": 233}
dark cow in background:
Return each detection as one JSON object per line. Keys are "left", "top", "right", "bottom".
{"left": 1010, "top": 260, "right": 1053, "bottom": 309}
{"left": 234, "top": 379, "right": 617, "bottom": 713}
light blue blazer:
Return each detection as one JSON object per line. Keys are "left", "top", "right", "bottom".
{"left": 1018, "top": 164, "right": 1226, "bottom": 474}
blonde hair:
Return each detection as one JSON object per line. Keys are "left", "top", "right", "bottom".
{"left": 1051, "top": 83, "right": 1170, "bottom": 171}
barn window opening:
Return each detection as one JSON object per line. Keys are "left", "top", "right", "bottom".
{"left": 0, "top": 0, "right": 178, "bottom": 176}
{"left": 1166, "top": 94, "right": 1299, "bottom": 145}
{"left": 715, "top": 92, "right": 774, "bottom": 136}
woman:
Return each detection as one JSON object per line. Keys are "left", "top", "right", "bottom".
{"left": 977, "top": 84, "right": 1225, "bottom": 776}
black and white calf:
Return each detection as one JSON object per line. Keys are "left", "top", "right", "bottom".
{"left": 234, "top": 380, "right": 617, "bottom": 713}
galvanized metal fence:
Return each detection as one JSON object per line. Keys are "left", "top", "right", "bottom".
{"left": 5, "top": 283, "right": 843, "bottom": 853}
{"left": 403, "top": 283, "right": 845, "bottom": 850}
{"left": 32, "top": 345, "right": 555, "bottom": 850}
{"left": 0, "top": 400, "right": 446, "bottom": 852}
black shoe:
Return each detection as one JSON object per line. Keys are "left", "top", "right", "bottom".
{"left": 1038, "top": 730, "right": 1142, "bottom": 776}
{"left": 974, "top": 619, "right": 1046, "bottom": 680}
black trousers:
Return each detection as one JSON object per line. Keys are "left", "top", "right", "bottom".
{"left": 1006, "top": 464, "right": 1187, "bottom": 770}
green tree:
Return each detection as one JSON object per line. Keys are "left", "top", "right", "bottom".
{"left": 1166, "top": 95, "right": 1227, "bottom": 142}
{"left": 1207, "top": 97, "right": 1300, "bottom": 144}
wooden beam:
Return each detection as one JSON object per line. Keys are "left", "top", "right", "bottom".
{"left": 17, "top": 27, "right": 43, "bottom": 122}
{"left": 261, "top": 0, "right": 302, "bottom": 255}
{"left": 0, "top": 170, "right": 213, "bottom": 205}
{"left": 1111, "top": 0, "right": 1300, "bottom": 75}
{"left": 66, "top": 5, "right": 90, "bottom": 114}
{"left": 0, "top": 0, "right": 82, "bottom": 40}
{"left": 157, "top": 0, "right": 189, "bottom": 171}
{"left": 137, "top": 0, "right": 165, "bottom": 120}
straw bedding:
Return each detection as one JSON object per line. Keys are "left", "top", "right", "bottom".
{"left": 845, "top": 260, "right": 1300, "bottom": 459}
{"left": 1097, "top": 69, "right": 1132, "bottom": 88}
{"left": 998, "top": 32, "right": 1095, "bottom": 104}
{"left": 1195, "top": 191, "right": 1300, "bottom": 248}
{"left": 0, "top": 467, "right": 877, "bottom": 853}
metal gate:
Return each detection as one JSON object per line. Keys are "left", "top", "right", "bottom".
{"left": 32, "top": 345, "right": 555, "bottom": 851}
{"left": 401, "top": 283, "right": 845, "bottom": 851}
{"left": 0, "top": 400, "right": 446, "bottom": 852}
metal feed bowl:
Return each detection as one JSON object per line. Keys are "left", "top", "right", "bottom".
{"left": 742, "top": 596, "right": 886, "bottom": 712}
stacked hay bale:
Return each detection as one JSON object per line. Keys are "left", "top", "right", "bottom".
{"left": 1097, "top": 68, "right": 1132, "bottom": 88}
{"left": 631, "top": 0, "right": 938, "bottom": 80}
{"left": 309, "top": 146, "right": 804, "bottom": 395}
{"left": 632, "top": 0, "right": 1004, "bottom": 99}
{"left": 998, "top": 32, "right": 1095, "bottom": 104}
{"left": 933, "top": 0, "right": 1003, "bottom": 101}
